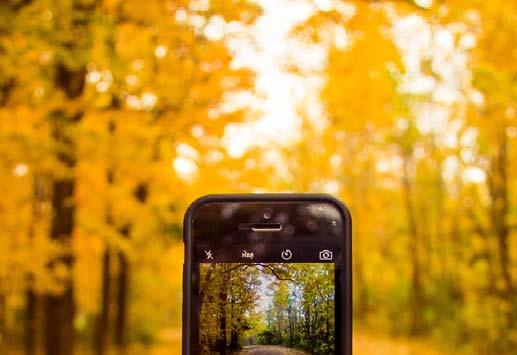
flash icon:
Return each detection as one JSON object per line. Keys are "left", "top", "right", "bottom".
{"left": 205, "top": 250, "right": 213, "bottom": 260}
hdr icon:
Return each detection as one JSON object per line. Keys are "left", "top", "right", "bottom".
{"left": 241, "top": 250, "right": 254, "bottom": 259}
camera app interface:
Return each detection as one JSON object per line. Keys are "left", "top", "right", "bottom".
{"left": 193, "top": 202, "right": 343, "bottom": 354}
{"left": 199, "top": 260, "right": 335, "bottom": 354}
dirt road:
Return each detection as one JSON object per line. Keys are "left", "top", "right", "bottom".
{"left": 234, "top": 345, "right": 309, "bottom": 355}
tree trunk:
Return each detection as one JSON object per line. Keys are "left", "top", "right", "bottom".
{"left": 95, "top": 249, "right": 112, "bottom": 354}
{"left": 488, "top": 130, "right": 513, "bottom": 296}
{"left": 216, "top": 269, "right": 229, "bottom": 354}
{"left": 43, "top": 0, "right": 97, "bottom": 352}
{"left": 230, "top": 329, "right": 238, "bottom": 351}
{"left": 45, "top": 177, "right": 77, "bottom": 355}
{"left": 0, "top": 293, "right": 5, "bottom": 349}
{"left": 304, "top": 306, "right": 311, "bottom": 344}
{"left": 25, "top": 289, "right": 39, "bottom": 355}
{"left": 114, "top": 225, "right": 130, "bottom": 349}
{"left": 287, "top": 304, "right": 293, "bottom": 347}
{"left": 26, "top": 175, "right": 45, "bottom": 355}
{"left": 44, "top": 60, "right": 87, "bottom": 355}
{"left": 94, "top": 119, "right": 118, "bottom": 355}
{"left": 113, "top": 183, "right": 149, "bottom": 349}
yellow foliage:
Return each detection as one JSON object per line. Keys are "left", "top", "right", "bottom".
{"left": 0, "top": 0, "right": 515, "bottom": 354}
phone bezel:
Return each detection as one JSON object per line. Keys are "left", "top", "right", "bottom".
{"left": 182, "top": 193, "right": 352, "bottom": 355}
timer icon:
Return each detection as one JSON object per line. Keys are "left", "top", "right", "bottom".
{"left": 281, "top": 249, "right": 293, "bottom": 260}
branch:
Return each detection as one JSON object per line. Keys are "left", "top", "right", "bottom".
{"left": 255, "top": 263, "right": 294, "bottom": 282}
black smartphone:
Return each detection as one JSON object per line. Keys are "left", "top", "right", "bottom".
{"left": 182, "top": 194, "right": 352, "bottom": 355}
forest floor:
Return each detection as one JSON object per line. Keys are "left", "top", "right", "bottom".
{"left": 1, "top": 329, "right": 452, "bottom": 354}
{"left": 234, "top": 345, "right": 309, "bottom": 354}
{"left": 353, "top": 332, "right": 451, "bottom": 355}
{"left": 146, "top": 328, "right": 451, "bottom": 355}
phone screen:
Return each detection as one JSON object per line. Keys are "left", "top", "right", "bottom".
{"left": 185, "top": 198, "right": 350, "bottom": 355}
{"left": 199, "top": 262, "right": 335, "bottom": 354}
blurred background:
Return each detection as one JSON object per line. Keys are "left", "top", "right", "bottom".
{"left": 0, "top": 0, "right": 515, "bottom": 354}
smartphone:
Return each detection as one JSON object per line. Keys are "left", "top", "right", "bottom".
{"left": 182, "top": 194, "right": 352, "bottom": 355}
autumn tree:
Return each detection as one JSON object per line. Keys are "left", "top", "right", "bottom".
{"left": 0, "top": 0, "right": 261, "bottom": 354}
{"left": 290, "top": 0, "right": 516, "bottom": 352}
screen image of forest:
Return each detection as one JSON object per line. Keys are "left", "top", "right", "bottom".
{"left": 199, "top": 263, "right": 335, "bottom": 355}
